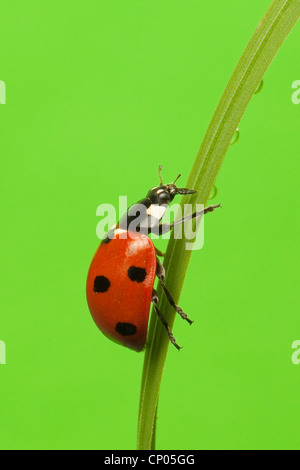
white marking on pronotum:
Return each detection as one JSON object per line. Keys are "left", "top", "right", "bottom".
{"left": 146, "top": 204, "right": 167, "bottom": 220}
{"left": 114, "top": 228, "right": 128, "bottom": 236}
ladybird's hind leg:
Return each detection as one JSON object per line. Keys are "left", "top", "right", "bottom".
{"left": 151, "top": 290, "right": 182, "bottom": 350}
{"left": 156, "top": 257, "right": 193, "bottom": 325}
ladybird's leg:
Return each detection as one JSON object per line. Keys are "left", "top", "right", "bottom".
{"left": 158, "top": 203, "right": 221, "bottom": 234}
{"left": 151, "top": 290, "right": 182, "bottom": 350}
{"left": 156, "top": 257, "right": 193, "bottom": 325}
{"left": 155, "top": 247, "right": 166, "bottom": 257}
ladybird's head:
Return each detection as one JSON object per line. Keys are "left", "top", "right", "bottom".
{"left": 146, "top": 166, "right": 196, "bottom": 205}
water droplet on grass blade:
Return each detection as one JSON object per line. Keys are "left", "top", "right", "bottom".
{"left": 209, "top": 185, "right": 218, "bottom": 201}
{"left": 230, "top": 128, "right": 240, "bottom": 145}
{"left": 254, "top": 79, "right": 264, "bottom": 95}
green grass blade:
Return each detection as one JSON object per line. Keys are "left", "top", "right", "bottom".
{"left": 137, "top": 0, "right": 300, "bottom": 450}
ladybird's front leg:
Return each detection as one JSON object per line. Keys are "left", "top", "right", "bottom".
{"left": 151, "top": 290, "right": 182, "bottom": 350}
{"left": 157, "top": 203, "right": 221, "bottom": 234}
{"left": 156, "top": 257, "right": 193, "bottom": 325}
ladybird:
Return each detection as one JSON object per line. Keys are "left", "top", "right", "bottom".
{"left": 86, "top": 166, "right": 220, "bottom": 351}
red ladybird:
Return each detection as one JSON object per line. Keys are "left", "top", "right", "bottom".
{"left": 86, "top": 167, "right": 220, "bottom": 351}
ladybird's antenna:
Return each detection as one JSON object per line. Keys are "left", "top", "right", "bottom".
{"left": 158, "top": 165, "right": 163, "bottom": 185}
{"left": 173, "top": 173, "right": 182, "bottom": 185}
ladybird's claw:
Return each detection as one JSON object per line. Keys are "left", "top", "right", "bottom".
{"left": 166, "top": 328, "right": 182, "bottom": 350}
{"left": 173, "top": 341, "right": 183, "bottom": 351}
{"left": 175, "top": 305, "right": 193, "bottom": 325}
{"left": 205, "top": 203, "right": 222, "bottom": 213}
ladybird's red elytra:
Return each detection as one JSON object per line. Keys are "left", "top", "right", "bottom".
{"left": 86, "top": 167, "right": 221, "bottom": 351}
{"left": 87, "top": 230, "right": 156, "bottom": 352}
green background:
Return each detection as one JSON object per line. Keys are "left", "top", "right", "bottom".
{"left": 0, "top": 0, "right": 299, "bottom": 450}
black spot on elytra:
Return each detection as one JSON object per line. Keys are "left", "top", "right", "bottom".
{"left": 93, "top": 276, "right": 110, "bottom": 293}
{"left": 115, "top": 322, "right": 137, "bottom": 336}
{"left": 127, "top": 266, "right": 147, "bottom": 283}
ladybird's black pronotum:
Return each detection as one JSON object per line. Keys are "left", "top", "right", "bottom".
{"left": 86, "top": 167, "right": 220, "bottom": 351}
